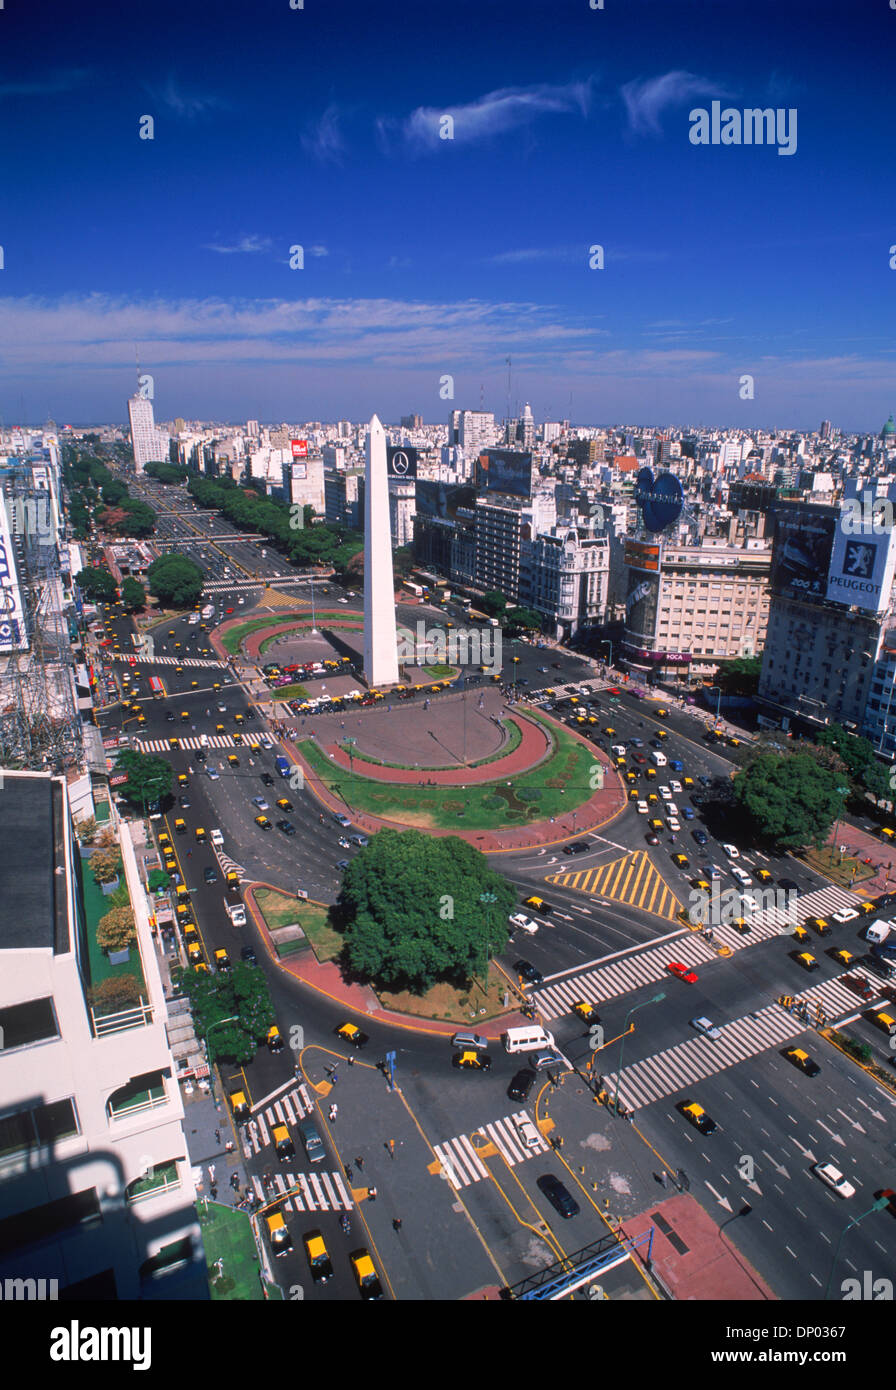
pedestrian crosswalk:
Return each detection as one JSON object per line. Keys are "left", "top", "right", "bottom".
{"left": 601, "top": 968, "right": 882, "bottom": 1113}
{"left": 251, "top": 1169, "right": 354, "bottom": 1213}
{"left": 433, "top": 1110, "right": 550, "bottom": 1190}
{"left": 244, "top": 1085, "right": 313, "bottom": 1154}
{"left": 135, "top": 734, "right": 236, "bottom": 752}
{"left": 530, "top": 882, "right": 863, "bottom": 1022}
{"left": 110, "top": 653, "right": 224, "bottom": 668}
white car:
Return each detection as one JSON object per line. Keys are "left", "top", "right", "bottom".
{"left": 730, "top": 865, "right": 753, "bottom": 887}
{"left": 813, "top": 1163, "right": 856, "bottom": 1199}
{"left": 636, "top": 800, "right": 649, "bottom": 814}
{"left": 207, "top": 766, "right": 220, "bottom": 781}
{"left": 670, "top": 780, "right": 682, "bottom": 794}
{"left": 611, "top": 744, "right": 627, "bottom": 757}
{"left": 666, "top": 803, "right": 679, "bottom": 818}
{"left": 831, "top": 908, "right": 859, "bottom": 924}
{"left": 721, "top": 843, "right": 740, "bottom": 859}
{"left": 667, "top": 818, "right": 681, "bottom": 833}
{"left": 659, "top": 785, "right": 672, "bottom": 801}
{"left": 509, "top": 912, "right": 539, "bottom": 935}
{"left": 514, "top": 1115, "right": 541, "bottom": 1150}
{"left": 691, "top": 1016, "right": 722, "bottom": 1040}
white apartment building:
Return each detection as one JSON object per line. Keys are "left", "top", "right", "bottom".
{"left": 0, "top": 773, "right": 205, "bottom": 1299}
{"left": 127, "top": 394, "right": 169, "bottom": 475}
{"left": 522, "top": 525, "right": 610, "bottom": 638}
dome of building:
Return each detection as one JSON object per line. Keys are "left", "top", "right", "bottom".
{"left": 881, "top": 414, "right": 895, "bottom": 439}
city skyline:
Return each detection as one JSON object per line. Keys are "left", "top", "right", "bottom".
{"left": 2, "top": 0, "right": 895, "bottom": 429}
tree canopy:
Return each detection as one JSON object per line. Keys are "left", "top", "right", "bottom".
{"left": 182, "top": 964, "right": 276, "bottom": 1064}
{"left": 76, "top": 565, "right": 117, "bottom": 601}
{"left": 337, "top": 829, "right": 515, "bottom": 992}
{"left": 712, "top": 655, "right": 762, "bottom": 697}
{"left": 144, "top": 461, "right": 190, "bottom": 484}
{"left": 505, "top": 606, "right": 543, "bottom": 633}
{"left": 733, "top": 752, "right": 845, "bottom": 850}
{"left": 114, "top": 748, "right": 172, "bottom": 807}
{"left": 146, "top": 553, "right": 205, "bottom": 607}
{"left": 187, "top": 474, "right": 362, "bottom": 574}
{"left": 120, "top": 577, "right": 146, "bottom": 611}
{"left": 479, "top": 591, "right": 508, "bottom": 618}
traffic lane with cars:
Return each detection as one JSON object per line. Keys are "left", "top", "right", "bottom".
{"left": 634, "top": 1039, "right": 896, "bottom": 1300}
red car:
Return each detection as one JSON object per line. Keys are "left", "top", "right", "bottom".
{"left": 607, "top": 687, "right": 622, "bottom": 695}
{"left": 666, "top": 961, "right": 699, "bottom": 984}
{"left": 225, "top": 607, "right": 234, "bottom": 614}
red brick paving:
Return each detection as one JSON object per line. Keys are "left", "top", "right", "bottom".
{"left": 620, "top": 1194, "right": 776, "bottom": 1300}
{"left": 321, "top": 709, "right": 551, "bottom": 785}
{"left": 823, "top": 823, "right": 896, "bottom": 896}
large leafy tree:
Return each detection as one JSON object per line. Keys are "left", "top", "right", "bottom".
{"left": 144, "top": 461, "right": 189, "bottom": 484}
{"left": 114, "top": 749, "right": 172, "bottom": 808}
{"left": 713, "top": 655, "right": 762, "bottom": 697}
{"left": 479, "top": 591, "right": 508, "bottom": 618}
{"left": 120, "top": 577, "right": 146, "bottom": 611}
{"left": 338, "top": 829, "right": 515, "bottom": 992}
{"left": 182, "top": 964, "right": 276, "bottom": 1064}
{"left": 733, "top": 753, "right": 844, "bottom": 850}
{"left": 76, "top": 565, "right": 118, "bottom": 601}
{"left": 505, "top": 607, "right": 542, "bottom": 633}
{"left": 146, "top": 553, "right": 205, "bottom": 607}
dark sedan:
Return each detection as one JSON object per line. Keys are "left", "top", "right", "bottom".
{"left": 562, "top": 841, "right": 590, "bottom": 855}
{"left": 515, "top": 959, "right": 544, "bottom": 985}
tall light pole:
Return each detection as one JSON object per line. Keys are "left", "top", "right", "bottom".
{"left": 832, "top": 784, "right": 850, "bottom": 865}
{"left": 824, "top": 1197, "right": 890, "bottom": 1300}
{"left": 600, "top": 639, "right": 613, "bottom": 669}
{"left": 707, "top": 684, "right": 722, "bottom": 726}
{"left": 613, "top": 991, "right": 665, "bottom": 1115}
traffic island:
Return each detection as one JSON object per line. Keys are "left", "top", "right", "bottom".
{"left": 198, "top": 1202, "right": 278, "bottom": 1301}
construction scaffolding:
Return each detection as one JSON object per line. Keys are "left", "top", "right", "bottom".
{"left": 0, "top": 477, "right": 82, "bottom": 773}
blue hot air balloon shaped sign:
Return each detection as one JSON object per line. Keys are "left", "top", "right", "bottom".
{"left": 635, "top": 467, "right": 684, "bottom": 533}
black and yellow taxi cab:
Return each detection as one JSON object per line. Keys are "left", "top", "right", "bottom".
{"left": 792, "top": 922, "right": 810, "bottom": 943}
{"left": 628, "top": 787, "right": 640, "bottom": 802}
{"left": 273, "top": 1124, "right": 295, "bottom": 1161}
{"left": 831, "top": 947, "right": 855, "bottom": 967}
{"left": 214, "top": 948, "right": 231, "bottom": 972}
{"left": 650, "top": 818, "right": 665, "bottom": 834}
{"left": 266, "top": 1025, "right": 285, "bottom": 1053}
{"left": 233, "top": 731, "right": 243, "bottom": 745}
{"left": 881, "top": 827, "right": 896, "bottom": 842}
{"left": 175, "top": 883, "right": 191, "bottom": 903}
{"left": 215, "top": 723, "right": 225, "bottom": 734}
{"left": 691, "top": 876, "right": 711, "bottom": 893}
{"left": 453, "top": 1048, "right": 491, "bottom": 1070}
{"left": 249, "top": 742, "right": 261, "bottom": 755}
{"left": 174, "top": 666, "right": 183, "bottom": 677}
{"left": 351, "top": 1249, "right": 382, "bottom": 1300}
{"left": 194, "top": 826, "right": 206, "bottom": 842}
{"left": 755, "top": 867, "right": 773, "bottom": 884}
{"left": 227, "top": 753, "right": 239, "bottom": 767}
{"left": 158, "top": 830, "right": 171, "bottom": 849}
{"left": 275, "top": 796, "right": 292, "bottom": 811}
{"left": 872, "top": 1010, "right": 896, "bottom": 1035}
{"left": 213, "top": 681, "right": 221, "bottom": 691}
{"left": 573, "top": 1000, "right": 600, "bottom": 1024}
{"left": 655, "top": 728, "right": 669, "bottom": 740}
{"left": 266, "top": 1213, "right": 292, "bottom": 1257}
{"left": 603, "top": 726, "right": 616, "bottom": 737}
{"left": 177, "top": 772, "right": 189, "bottom": 788}
{"left": 672, "top": 853, "right": 690, "bottom": 869}
{"left": 644, "top": 766, "right": 657, "bottom": 779}
{"left": 647, "top": 791, "right": 659, "bottom": 804}
{"left": 190, "top": 679, "right": 199, "bottom": 688}
{"left": 186, "top": 940, "right": 204, "bottom": 967}
{"left": 229, "top": 1090, "right": 250, "bottom": 1120}
{"left": 168, "top": 629, "right": 176, "bottom": 637}
{"left": 783, "top": 1047, "right": 820, "bottom": 1076}
{"left": 335, "top": 1021, "right": 369, "bottom": 1048}
{"left": 136, "top": 710, "right": 146, "bottom": 724}
{"left": 806, "top": 916, "right": 831, "bottom": 937}
{"left": 523, "top": 895, "right": 552, "bottom": 915}
{"left": 303, "top": 1230, "right": 333, "bottom": 1283}
{"left": 678, "top": 1100, "right": 717, "bottom": 1134}
{"left": 174, "top": 642, "right": 182, "bottom": 650}
{"left": 731, "top": 917, "right": 751, "bottom": 935}
{"left": 254, "top": 813, "right": 271, "bottom": 830}
{"left": 180, "top": 710, "right": 190, "bottom": 722}
{"left": 858, "top": 900, "right": 877, "bottom": 915}
{"left": 656, "top": 707, "right": 669, "bottom": 718}
{"left": 234, "top": 712, "right": 245, "bottom": 725}
{"left": 168, "top": 735, "right": 180, "bottom": 749}
{"left": 174, "top": 817, "right": 187, "bottom": 835}
{"left": 682, "top": 775, "right": 695, "bottom": 788}
{"left": 796, "top": 952, "right": 820, "bottom": 972}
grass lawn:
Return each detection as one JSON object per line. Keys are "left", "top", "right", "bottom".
{"left": 254, "top": 887, "right": 342, "bottom": 961}
{"left": 378, "top": 965, "right": 513, "bottom": 1023}
{"left": 802, "top": 845, "right": 876, "bottom": 888}
{"left": 423, "top": 664, "right": 456, "bottom": 678}
{"left": 299, "top": 709, "right": 599, "bottom": 830}
{"left": 220, "top": 612, "right": 361, "bottom": 656}
{"left": 198, "top": 1202, "right": 270, "bottom": 1301}
{"left": 268, "top": 683, "right": 309, "bottom": 701}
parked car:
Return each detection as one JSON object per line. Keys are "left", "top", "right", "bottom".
{"left": 515, "top": 959, "right": 544, "bottom": 985}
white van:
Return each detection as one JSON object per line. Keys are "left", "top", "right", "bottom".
{"left": 865, "top": 921, "right": 892, "bottom": 946}
{"left": 650, "top": 750, "right": 667, "bottom": 767}
{"left": 503, "top": 1025, "right": 556, "bottom": 1054}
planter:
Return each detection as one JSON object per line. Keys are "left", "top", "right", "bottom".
{"left": 101, "top": 875, "right": 120, "bottom": 895}
{"left": 107, "top": 947, "right": 131, "bottom": 965}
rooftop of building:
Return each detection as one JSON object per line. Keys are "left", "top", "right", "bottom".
{"left": 0, "top": 772, "right": 64, "bottom": 953}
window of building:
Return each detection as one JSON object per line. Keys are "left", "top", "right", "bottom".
{"left": 0, "top": 998, "right": 59, "bottom": 1051}
{"left": 0, "top": 1098, "right": 79, "bottom": 1161}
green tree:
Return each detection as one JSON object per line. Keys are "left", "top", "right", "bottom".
{"left": 505, "top": 607, "right": 542, "bottom": 633}
{"left": 714, "top": 655, "right": 762, "bottom": 697}
{"left": 89, "top": 974, "right": 143, "bottom": 1011}
{"left": 182, "top": 964, "right": 276, "bottom": 1064}
{"left": 89, "top": 846, "right": 121, "bottom": 884}
{"left": 146, "top": 553, "right": 205, "bottom": 608}
{"left": 114, "top": 749, "right": 172, "bottom": 809}
{"left": 733, "top": 753, "right": 843, "bottom": 850}
{"left": 121, "top": 577, "right": 146, "bottom": 611}
{"left": 337, "top": 830, "right": 515, "bottom": 992}
{"left": 479, "top": 591, "right": 508, "bottom": 618}
{"left": 76, "top": 565, "right": 117, "bottom": 601}
{"left": 144, "top": 461, "right": 189, "bottom": 484}
{"left": 96, "top": 905, "right": 136, "bottom": 952}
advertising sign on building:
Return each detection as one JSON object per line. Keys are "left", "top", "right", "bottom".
{"left": 624, "top": 568, "right": 660, "bottom": 641}
{"left": 415, "top": 479, "right": 476, "bottom": 520}
{"left": 290, "top": 439, "right": 308, "bottom": 459}
{"left": 624, "top": 539, "right": 661, "bottom": 572}
{"left": 387, "top": 446, "right": 418, "bottom": 479}
{"left": 476, "top": 449, "right": 533, "bottom": 498}
{"left": 769, "top": 505, "right": 838, "bottom": 601}
{"left": 0, "top": 497, "right": 27, "bottom": 651}
{"left": 826, "top": 523, "right": 896, "bottom": 614}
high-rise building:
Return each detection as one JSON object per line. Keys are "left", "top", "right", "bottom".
{"left": 819, "top": 419, "right": 832, "bottom": 440}
{"left": 127, "top": 393, "right": 169, "bottom": 475}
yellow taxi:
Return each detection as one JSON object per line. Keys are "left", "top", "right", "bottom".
{"left": 215, "top": 723, "right": 225, "bottom": 734}
{"left": 755, "top": 867, "right": 773, "bottom": 884}
{"left": 266, "top": 1212, "right": 292, "bottom": 1257}
{"left": 523, "top": 895, "right": 552, "bottom": 915}
{"left": 672, "top": 853, "right": 690, "bottom": 869}
{"left": 229, "top": 1090, "right": 250, "bottom": 1119}
{"left": 691, "top": 877, "right": 711, "bottom": 893}
{"left": 678, "top": 1100, "right": 717, "bottom": 1134}
{"left": 872, "top": 1010, "right": 896, "bottom": 1035}
{"left": 168, "top": 735, "right": 180, "bottom": 749}
{"left": 351, "top": 1249, "right": 383, "bottom": 1300}
{"left": 335, "top": 1021, "right": 369, "bottom": 1049}
{"left": 233, "top": 731, "right": 243, "bottom": 745}
{"left": 177, "top": 773, "right": 189, "bottom": 788}
{"left": 628, "top": 787, "right": 640, "bottom": 802}
{"left": 303, "top": 1230, "right": 333, "bottom": 1283}
{"left": 858, "top": 900, "right": 877, "bottom": 915}
{"left": 682, "top": 775, "right": 694, "bottom": 788}
{"left": 214, "top": 948, "right": 231, "bottom": 972}
{"left": 572, "top": 1000, "right": 600, "bottom": 1025}
{"left": 453, "top": 1048, "right": 491, "bottom": 1071}
{"left": 644, "top": 766, "right": 657, "bottom": 779}
{"left": 194, "top": 826, "right": 206, "bottom": 842}
{"left": 174, "top": 818, "right": 187, "bottom": 835}
{"left": 158, "top": 831, "right": 171, "bottom": 849}
{"left": 656, "top": 728, "right": 669, "bottom": 740}
{"left": 272, "top": 1124, "right": 295, "bottom": 1161}
{"left": 266, "top": 1025, "right": 285, "bottom": 1053}
{"left": 796, "top": 952, "right": 820, "bottom": 972}
{"left": 227, "top": 753, "right": 239, "bottom": 767}
{"left": 806, "top": 916, "right": 831, "bottom": 937}
{"left": 783, "top": 1047, "right": 820, "bottom": 1077}
{"left": 650, "top": 818, "right": 665, "bottom": 833}
{"left": 792, "top": 924, "right": 810, "bottom": 943}
{"left": 254, "top": 814, "right": 271, "bottom": 829}
{"left": 831, "top": 948, "right": 854, "bottom": 967}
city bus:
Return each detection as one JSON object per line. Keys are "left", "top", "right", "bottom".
{"left": 148, "top": 676, "right": 165, "bottom": 697}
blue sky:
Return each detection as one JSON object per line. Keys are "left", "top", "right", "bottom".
{"left": 1, "top": 0, "right": 894, "bottom": 431}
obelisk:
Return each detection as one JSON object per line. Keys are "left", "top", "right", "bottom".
{"left": 363, "top": 414, "right": 399, "bottom": 688}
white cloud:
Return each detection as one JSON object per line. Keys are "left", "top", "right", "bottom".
{"left": 379, "top": 77, "right": 594, "bottom": 153}
{"left": 620, "top": 71, "right": 729, "bottom": 137}
{"left": 146, "top": 77, "right": 226, "bottom": 120}
{"left": 301, "top": 105, "right": 345, "bottom": 164}
{"left": 205, "top": 235, "right": 273, "bottom": 256}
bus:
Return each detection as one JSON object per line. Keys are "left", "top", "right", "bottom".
{"left": 148, "top": 676, "right": 165, "bottom": 697}
{"left": 402, "top": 581, "right": 423, "bottom": 598}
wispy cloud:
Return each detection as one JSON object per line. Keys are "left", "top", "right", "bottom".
{"left": 0, "top": 69, "right": 91, "bottom": 98}
{"left": 378, "top": 77, "right": 595, "bottom": 153}
{"left": 301, "top": 104, "right": 345, "bottom": 164}
{"left": 205, "top": 235, "right": 273, "bottom": 256}
{"left": 488, "top": 244, "right": 670, "bottom": 266}
{"left": 147, "top": 77, "right": 226, "bottom": 120}
{"left": 620, "top": 71, "right": 729, "bottom": 137}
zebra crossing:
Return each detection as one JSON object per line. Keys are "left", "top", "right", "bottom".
{"left": 530, "top": 882, "right": 863, "bottom": 1022}
{"left": 136, "top": 734, "right": 236, "bottom": 753}
{"left": 601, "top": 968, "right": 882, "bottom": 1113}
{"left": 433, "top": 1110, "right": 550, "bottom": 1190}
{"left": 251, "top": 1169, "right": 354, "bottom": 1214}
{"left": 111, "top": 653, "right": 225, "bottom": 668}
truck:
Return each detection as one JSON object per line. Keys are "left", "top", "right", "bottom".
{"left": 865, "top": 921, "right": 892, "bottom": 946}
{"left": 650, "top": 750, "right": 668, "bottom": 767}
{"left": 275, "top": 754, "right": 290, "bottom": 778}
{"left": 201, "top": 604, "right": 214, "bottom": 620}
{"left": 188, "top": 612, "right": 200, "bottom": 625}
{"left": 225, "top": 899, "right": 246, "bottom": 927}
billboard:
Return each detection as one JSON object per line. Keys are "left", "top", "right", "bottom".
{"left": 826, "top": 526, "right": 896, "bottom": 614}
{"left": 624, "top": 539, "right": 661, "bottom": 572}
{"left": 624, "top": 568, "right": 659, "bottom": 642}
{"left": 415, "top": 479, "right": 476, "bottom": 521}
{"left": 387, "top": 446, "right": 418, "bottom": 479}
{"left": 477, "top": 449, "right": 533, "bottom": 499}
{"left": 635, "top": 467, "right": 684, "bottom": 532}
{"left": 770, "top": 505, "right": 838, "bottom": 601}
{"left": 290, "top": 439, "right": 308, "bottom": 459}
{"left": 0, "top": 498, "right": 26, "bottom": 651}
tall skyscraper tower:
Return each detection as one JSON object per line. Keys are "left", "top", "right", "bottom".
{"left": 363, "top": 415, "right": 399, "bottom": 688}
{"left": 127, "top": 391, "right": 169, "bottom": 474}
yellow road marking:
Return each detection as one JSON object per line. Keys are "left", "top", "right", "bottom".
{"left": 547, "top": 849, "right": 682, "bottom": 921}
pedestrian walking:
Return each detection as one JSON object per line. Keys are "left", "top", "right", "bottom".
{"left": 368, "top": 1186, "right": 377, "bottom": 1201}
{"left": 329, "top": 1103, "right": 338, "bottom": 1122}
{"left": 345, "top": 1164, "right": 354, "bottom": 1182}
{"left": 331, "top": 1069, "right": 338, "bottom": 1084}
{"left": 355, "top": 1156, "right": 364, "bottom": 1171}
{"left": 387, "top": 1139, "right": 395, "bottom": 1159}
{"left": 392, "top": 1217, "right": 402, "bottom": 1232}
{"left": 347, "top": 1053, "right": 355, "bottom": 1066}
{"left": 208, "top": 1164, "right": 216, "bottom": 1183}
{"left": 214, "top": 1128, "right": 221, "bottom": 1144}
{"left": 660, "top": 1170, "right": 669, "bottom": 1189}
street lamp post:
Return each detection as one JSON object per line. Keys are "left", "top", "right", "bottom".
{"left": 204, "top": 1014, "right": 240, "bottom": 1064}
{"left": 707, "top": 684, "right": 722, "bottom": 727}
{"left": 613, "top": 991, "right": 666, "bottom": 1114}
{"left": 832, "top": 784, "right": 850, "bottom": 865}
{"left": 600, "top": 640, "right": 613, "bottom": 670}
{"left": 823, "top": 1197, "right": 890, "bottom": 1300}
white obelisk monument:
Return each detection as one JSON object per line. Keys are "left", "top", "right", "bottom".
{"left": 363, "top": 414, "right": 399, "bottom": 688}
